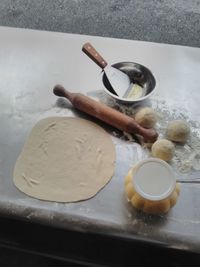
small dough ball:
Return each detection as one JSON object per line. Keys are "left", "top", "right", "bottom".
{"left": 175, "top": 183, "right": 180, "bottom": 195}
{"left": 135, "top": 107, "right": 157, "bottom": 128}
{"left": 170, "top": 191, "right": 178, "bottom": 207}
{"left": 143, "top": 199, "right": 170, "bottom": 214}
{"left": 131, "top": 193, "right": 145, "bottom": 210}
{"left": 152, "top": 139, "right": 175, "bottom": 162}
{"left": 125, "top": 183, "right": 136, "bottom": 200}
{"left": 124, "top": 170, "right": 132, "bottom": 186}
{"left": 166, "top": 120, "right": 190, "bottom": 142}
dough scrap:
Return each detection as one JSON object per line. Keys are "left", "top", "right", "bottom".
{"left": 13, "top": 117, "right": 115, "bottom": 202}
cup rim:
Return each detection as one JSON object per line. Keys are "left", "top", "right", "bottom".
{"left": 132, "top": 158, "right": 176, "bottom": 201}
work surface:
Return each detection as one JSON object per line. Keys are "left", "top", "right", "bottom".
{"left": 0, "top": 26, "right": 200, "bottom": 256}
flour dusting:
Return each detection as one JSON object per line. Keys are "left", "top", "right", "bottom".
{"left": 151, "top": 98, "right": 200, "bottom": 175}
{"left": 91, "top": 90, "right": 200, "bottom": 175}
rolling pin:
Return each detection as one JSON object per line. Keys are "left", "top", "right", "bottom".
{"left": 53, "top": 85, "right": 158, "bottom": 142}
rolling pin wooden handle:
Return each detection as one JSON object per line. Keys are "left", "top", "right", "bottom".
{"left": 82, "top": 42, "right": 108, "bottom": 69}
{"left": 53, "top": 85, "right": 158, "bottom": 142}
{"left": 53, "top": 84, "right": 72, "bottom": 100}
{"left": 126, "top": 122, "right": 158, "bottom": 142}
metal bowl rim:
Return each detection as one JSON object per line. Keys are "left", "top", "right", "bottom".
{"left": 102, "top": 61, "right": 157, "bottom": 103}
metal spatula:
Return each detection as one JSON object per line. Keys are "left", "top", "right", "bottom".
{"left": 82, "top": 42, "right": 131, "bottom": 97}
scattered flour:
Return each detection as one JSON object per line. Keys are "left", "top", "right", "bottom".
{"left": 88, "top": 90, "right": 200, "bottom": 175}
{"left": 151, "top": 98, "right": 200, "bottom": 175}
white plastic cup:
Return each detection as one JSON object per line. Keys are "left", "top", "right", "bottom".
{"left": 132, "top": 158, "right": 176, "bottom": 201}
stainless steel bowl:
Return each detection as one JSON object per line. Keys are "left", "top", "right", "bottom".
{"left": 102, "top": 62, "right": 156, "bottom": 103}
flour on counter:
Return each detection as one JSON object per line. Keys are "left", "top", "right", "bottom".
{"left": 90, "top": 90, "right": 200, "bottom": 175}
{"left": 151, "top": 98, "right": 200, "bottom": 174}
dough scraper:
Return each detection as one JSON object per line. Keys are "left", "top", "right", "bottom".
{"left": 82, "top": 42, "right": 132, "bottom": 98}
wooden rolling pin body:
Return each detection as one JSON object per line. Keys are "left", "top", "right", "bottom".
{"left": 53, "top": 85, "right": 158, "bottom": 142}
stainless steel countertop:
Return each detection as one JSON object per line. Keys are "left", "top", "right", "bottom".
{"left": 0, "top": 26, "right": 200, "bottom": 253}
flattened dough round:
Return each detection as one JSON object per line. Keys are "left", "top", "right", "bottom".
{"left": 13, "top": 117, "right": 115, "bottom": 202}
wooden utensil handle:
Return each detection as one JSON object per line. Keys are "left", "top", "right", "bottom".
{"left": 82, "top": 42, "right": 108, "bottom": 69}
{"left": 53, "top": 85, "right": 158, "bottom": 142}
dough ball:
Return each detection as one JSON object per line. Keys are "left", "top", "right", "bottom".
{"left": 143, "top": 199, "right": 170, "bottom": 214}
{"left": 131, "top": 193, "right": 145, "bottom": 210}
{"left": 166, "top": 120, "right": 190, "bottom": 142}
{"left": 152, "top": 139, "right": 175, "bottom": 162}
{"left": 135, "top": 107, "right": 157, "bottom": 128}
{"left": 169, "top": 191, "right": 178, "bottom": 207}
